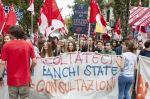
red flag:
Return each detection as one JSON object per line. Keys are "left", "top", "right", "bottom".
{"left": 27, "top": 0, "right": 34, "bottom": 15}
{"left": 82, "top": 34, "right": 86, "bottom": 39}
{"left": 137, "top": 26, "right": 146, "bottom": 33}
{"left": 39, "top": 0, "right": 68, "bottom": 37}
{"left": 3, "top": 3, "right": 18, "bottom": 34}
{"left": 90, "top": 0, "right": 110, "bottom": 34}
{"left": 0, "top": 0, "right": 6, "bottom": 32}
{"left": 115, "top": 17, "right": 121, "bottom": 35}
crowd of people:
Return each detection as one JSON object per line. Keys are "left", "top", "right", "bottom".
{"left": 0, "top": 25, "right": 150, "bottom": 99}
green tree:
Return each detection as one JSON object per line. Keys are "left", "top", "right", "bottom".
{"left": 2, "top": 0, "right": 44, "bottom": 35}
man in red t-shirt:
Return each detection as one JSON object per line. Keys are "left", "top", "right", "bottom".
{"left": 0, "top": 25, "right": 37, "bottom": 99}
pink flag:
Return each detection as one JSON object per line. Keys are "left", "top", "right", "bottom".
{"left": 90, "top": 0, "right": 110, "bottom": 34}
{"left": 3, "top": 3, "right": 18, "bottom": 34}
{"left": 27, "top": 0, "right": 34, "bottom": 15}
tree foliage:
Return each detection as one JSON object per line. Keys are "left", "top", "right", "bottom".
{"left": 2, "top": 0, "right": 43, "bottom": 34}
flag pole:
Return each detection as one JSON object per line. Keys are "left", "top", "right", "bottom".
{"left": 0, "top": 22, "right": 5, "bottom": 35}
{"left": 87, "top": 23, "right": 90, "bottom": 52}
{"left": 78, "top": 34, "right": 80, "bottom": 44}
{"left": 31, "top": 14, "right": 33, "bottom": 35}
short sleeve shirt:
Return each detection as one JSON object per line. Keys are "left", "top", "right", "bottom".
{"left": 120, "top": 52, "right": 137, "bottom": 77}
{"left": 1, "top": 40, "right": 36, "bottom": 86}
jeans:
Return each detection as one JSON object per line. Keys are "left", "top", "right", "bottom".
{"left": 118, "top": 76, "right": 134, "bottom": 99}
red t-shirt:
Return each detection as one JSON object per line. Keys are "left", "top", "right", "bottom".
{"left": 1, "top": 40, "right": 36, "bottom": 86}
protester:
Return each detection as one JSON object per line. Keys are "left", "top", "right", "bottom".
{"left": 52, "top": 36, "right": 59, "bottom": 56}
{"left": 67, "top": 42, "right": 75, "bottom": 52}
{"left": 136, "top": 41, "right": 143, "bottom": 55}
{"left": 115, "top": 38, "right": 130, "bottom": 55}
{"left": 79, "top": 39, "right": 85, "bottom": 52}
{"left": 56, "top": 39, "right": 67, "bottom": 56}
{"left": 38, "top": 37, "right": 46, "bottom": 53}
{"left": 112, "top": 40, "right": 118, "bottom": 51}
{"left": 82, "top": 37, "right": 95, "bottom": 52}
{"left": 0, "top": 25, "right": 37, "bottom": 99}
{"left": 139, "top": 40, "right": 150, "bottom": 57}
{"left": 40, "top": 41, "right": 53, "bottom": 58}
{"left": 101, "top": 41, "right": 116, "bottom": 55}
{"left": 95, "top": 40, "right": 103, "bottom": 53}
{"left": 3, "top": 34, "right": 11, "bottom": 43}
{"left": 75, "top": 43, "right": 80, "bottom": 51}
{"left": 115, "top": 40, "right": 137, "bottom": 99}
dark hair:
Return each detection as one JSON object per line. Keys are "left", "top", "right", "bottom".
{"left": 104, "top": 41, "right": 111, "bottom": 46}
{"left": 138, "top": 41, "right": 143, "bottom": 44}
{"left": 122, "top": 38, "right": 130, "bottom": 43}
{"left": 96, "top": 40, "right": 103, "bottom": 45}
{"left": 125, "top": 40, "right": 137, "bottom": 53}
{"left": 9, "top": 25, "right": 25, "bottom": 39}
{"left": 144, "top": 40, "right": 150, "bottom": 48}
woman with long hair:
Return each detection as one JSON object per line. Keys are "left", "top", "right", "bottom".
{"left": 115, "top": 40, "right": 137, "bottom": 99}
{"left": 67, "top": 42, "right": 75, "bottom": 52}
{"left": 79, "top": 39, "right": 85, "bottom": 52}
{"left": 40, "top": 41, "right": 53, "bottom": 58}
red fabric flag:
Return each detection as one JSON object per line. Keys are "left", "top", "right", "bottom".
{"left": 82, "top": 34, "right": 86, "bottom": 39}
{"left": 38, "top": 7, "right": 42, "bottom": 27}
{"left": 137, "top": 26, "right": 146, "bottom": 33}
{"left": 38, "top": 0, "right": 68, "bottom": 36}
{"left": 0, "top": 0, "right": 6, "bottom": 32}
{"left": 90, "top": 0, "right": 110, "bottom": 34}
{"left": 115, "top": 17, "right": 121, "bottom": 35}
{"left": 3, "top": 3, "right": 18, "bottom": 34}
{"left": 27, "top": 0, "right": 34, "bottom": 15}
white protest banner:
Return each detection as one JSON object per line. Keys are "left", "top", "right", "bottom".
{"left": 0, "top": 52, "right": 120, "bottom": 99}
{"left": 136, "top": 56, "right": 150, "bottom": 99}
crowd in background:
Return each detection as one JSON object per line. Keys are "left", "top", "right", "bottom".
{"left": 1, "top": 32, "right": 150, "bottom": 99}
{"left": 0, "top": 34, "right": 150, "bottom": 58}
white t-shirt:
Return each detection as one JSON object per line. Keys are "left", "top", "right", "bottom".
{"left": 120, "top": 52, "right": 137, "bottom": 77}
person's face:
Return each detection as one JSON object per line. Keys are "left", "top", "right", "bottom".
{"left": 97, "top": 42, "right": 102, "bottom": 48}
{"left": 88, "top": 38, "right": 93, "bottom": 45}
{"left": 68, "top": 42, "right": 73, "bottom": 51}
{"left": 138, "top": 42, "right": 143, "bottom": 49}
{"left": 54, "top": 39, "right": 58, "bottom": 44}
{"left": 4, "top": 36, "right": 11, "bottom": 43}
{"left": 43, "top": 42, "right": 48, "bottom": 50}
{"left": 112, "top": 41, "right": 117, "bottom": 47}
{"left": 122, "top": 42, "right": 127, "bottom": 51}
{"left": 80, "top": 40, "right": 84, "bottom": 46}
{"left": 105, "top": 43, "right": 111, "bottom": 51}
{"left": 76, "top": 44, "right": 79, "bottom": 51}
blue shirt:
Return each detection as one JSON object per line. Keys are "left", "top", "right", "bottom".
{"left": 139, "top": 49, "right": 150, "bottom": 58}
{"left": 120, "top": 52, "right": 137, "bottom": 77}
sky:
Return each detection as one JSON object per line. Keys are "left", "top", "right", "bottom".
{"left": 56, "top": 0, "right": 74, "bottom": 18}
